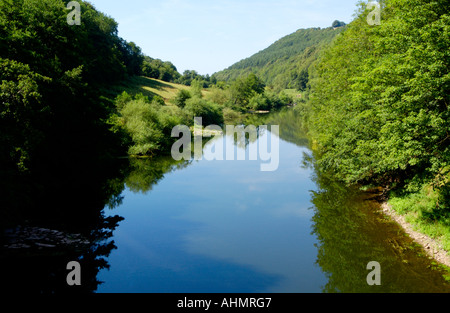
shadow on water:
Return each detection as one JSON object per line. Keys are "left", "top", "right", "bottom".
{"left": 0, "top": 150, "right": 130, "bottom": 293}
{"left": 0, "top": 147, "right": 194, "bottom": 293}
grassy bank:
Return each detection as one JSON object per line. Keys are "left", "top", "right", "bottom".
{"left": 388, "top": 183, "right": 450, "bottom": 254}
{"left": 103, "top": 76, "right": 205, "bottom": 105}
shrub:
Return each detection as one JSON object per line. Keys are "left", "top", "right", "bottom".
{"left": 173, "top": 89, "right": 192, "bottom": 108}
{"left": 117, "top": 95, "right": 186, "bottom": 155}
{"left": 249, "top": 94, "right": 270, "bottom": 111}
{"left": 184, "top": 97, "right": 224, "bottom": 126}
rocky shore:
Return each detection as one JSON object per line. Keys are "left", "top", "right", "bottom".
{"left": 381, "top": 202, "right": 450, "bottom": 268}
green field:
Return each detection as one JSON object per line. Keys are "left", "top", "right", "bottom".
{"left": 105, "top": 76, "right": 209, "bottom": 105}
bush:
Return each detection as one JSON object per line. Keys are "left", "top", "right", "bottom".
{"left": 173, "top": 89, "right": 192, "bottom": 108}
{"left": 152, "top": 95, "right": 165, "bottom": 106}
{"left": 184, "top": 97, "right": 224, "bottom": 126}
{"left": 117, "top": 95, "right": 185, "bottom": 155}
{"left": 249, "top": 94, "right": 270, "bottom": 111}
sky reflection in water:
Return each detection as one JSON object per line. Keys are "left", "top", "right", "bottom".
{"left": 97, "top": 130, "right": 327, "bottom": 292}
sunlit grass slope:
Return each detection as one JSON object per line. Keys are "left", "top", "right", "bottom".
{"left": 105, "top": 76, "right": 209, "bottom": 105}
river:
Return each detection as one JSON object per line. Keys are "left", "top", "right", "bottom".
{"left": 2, "top": 109, "right": 450, "bottom": 293}
{"left": 95, "top": 110, "right": 450, "bottom": 293}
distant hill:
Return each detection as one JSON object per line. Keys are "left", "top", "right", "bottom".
{"left": 213, "top": 27, "right": 344, "bottom": 91}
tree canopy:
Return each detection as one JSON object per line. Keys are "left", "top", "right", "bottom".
{"left": 305, "top": 0, "right": 449, "bottom": 197}
{"left": 213, "top": 27, "right": 343, "bottom": 91}
{"left": 0, "top": 0, "right": 144, "bottom": 175}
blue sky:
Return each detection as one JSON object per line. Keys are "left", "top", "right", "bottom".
{"left": 87, "top": 0, "right": 360, "bottom": 75}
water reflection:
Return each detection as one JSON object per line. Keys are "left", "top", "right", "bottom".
{"left": 98, "top": 108, "right": 450, "bottom": 292}
{"left": 126, "top": 157, "right": 192, "bottom": 194}
{"left": 5, "top": 108, "right": 450, "bottom": 293}
{"left": 275, "top": 109, "right": 450, "bottom": 292}
{"left": 97, "top": 127, "right": 326, "bottom": 292}
{"left": 308, "top": 170, "right": 450, "bottom": 292}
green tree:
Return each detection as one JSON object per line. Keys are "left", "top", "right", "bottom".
{"left": 118, "top": 96, "right": 184, "bottom": 155}
{"left": 173, "top": 89, "right": 192, "bottom": 108}
{"left": 190, "top": 78, "right": 203, "bottom": 98}
{"left": 184, "top": 97, "right": 224, "bottom": 126}
{"left": 230, "top": 73, "right": 265, "bottom": 107}
{"left": 0, "top": 0, "right": 148, "bottom": 176}
{"left": 249, "top": 94, "right": 270, "bottom": 111}
{"left": 332, "top": 20, "right": 346, "bottom": 28}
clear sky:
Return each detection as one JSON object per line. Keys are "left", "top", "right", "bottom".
{"left": 87, "top": 0, "right": 361, "bottom": 75}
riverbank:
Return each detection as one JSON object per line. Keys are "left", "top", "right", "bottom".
{"left": 381, "top": 202, "right": 450, "bottom": 268}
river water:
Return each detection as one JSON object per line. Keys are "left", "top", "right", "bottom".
{"left": 95, "top": 111, "right": 450, "bottom": 293}
{"left": 2, "top": 110, "right": 450, "bottom": 293}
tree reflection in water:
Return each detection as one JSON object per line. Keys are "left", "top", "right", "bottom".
{"left": 268, "top": 108, "right": 450, "bottom": 292}
{"left": 304, "top": 152, "right": 450, "bottom": 293}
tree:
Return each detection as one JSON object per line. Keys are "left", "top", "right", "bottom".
{"left": 141, "top": 57, "right": 181, "bottom": 82}
{"left": 184, "top": 97, "right": 224, "bottom": 126}
{"left": 118, "top": 40, "right": 144, "bottom": 76}
{"left": 190, "top": 78, "right": 203, "bottom": 98}
{"left": 173, "top": 89, "right": 192, "bottom": 108}
{"left": 297, "top": 69, "right": 309, "bottom": 91}
{"left": 0, "top": 58, "right": 49, "bottom": 172}
{"left": 332, "top": 20, "right": 346, "bottom": 28}
{"left": 230, "top": 73, "right": 265, "bottom": 107}
{"left": 0, "top": 0, "right": 148, "bottom": 177}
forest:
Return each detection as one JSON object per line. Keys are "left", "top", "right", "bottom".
{"left": 213, "top": 26, "right": 345, "bottom": 91}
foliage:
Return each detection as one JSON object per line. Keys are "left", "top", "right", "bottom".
{"left": 0, "top": 0, "right": 147, "bottom": 179}
{"left": 213, "top": 27, "right": 343, "bottom": 91}
{"left": 184, "top": 97, "right": 224, "bottom": 126}
{"left": 116, "top": 93, "right": 186, "bottom": 155}
{"left": 222, "top": 107, "right": 244, "bottom": 124}
{"left": 142, "top": 56, "right": 181, "bottom": 82}
{"left": 176, "top": 69, "right": 213, "bottom": 87}
{"left": 205, "top": 85, "right": 229, "bottom": 105}
{"left": 249, "top": 94, "right": 270, "bottom": 111}
{"left": 304, "top": 0, "right": 450, "bottom": 240}
{"left": 332, "top": 20, "right": 346, "bottom": 28}
{"left": 0, "top": 58, "right": 49, "bottom": 172}
{"left": 307, "top": 0, "right": 449, "bottom": 188}
{"left": 173, "top": 89, "right": 192, "bottom": 108}
{"left": 190, "top": 78, "right": 204, "bottom": 98}
{"left": 229, "top": 73, "right": 265, "bottom": 107}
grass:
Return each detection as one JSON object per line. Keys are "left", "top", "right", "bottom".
{"left": 388, "top": 183, "right": 450, "bottom": 252}
{"left": 103, "top": 76, "right": 209, "bottom": 105}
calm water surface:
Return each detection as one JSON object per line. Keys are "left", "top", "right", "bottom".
{"left": 96, "top": 121, "right": 450, "bottom": 293}
{"left": 4, "top": 110, "right": 449, "bottom": 293}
